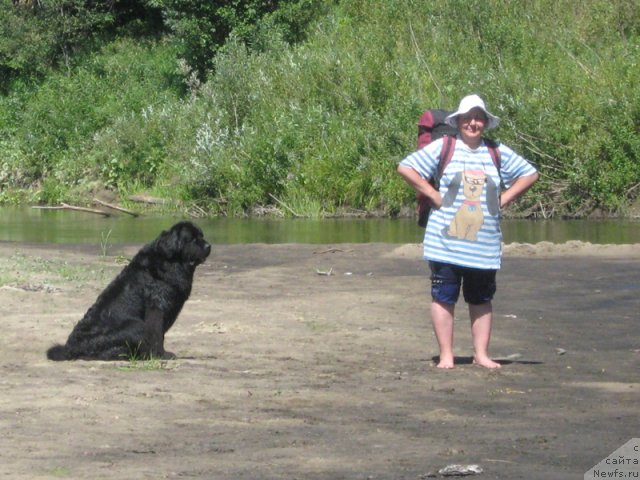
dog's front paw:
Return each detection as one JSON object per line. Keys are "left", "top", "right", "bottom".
{"left": 158, "top": 350, "right": 177, "bottom": 360}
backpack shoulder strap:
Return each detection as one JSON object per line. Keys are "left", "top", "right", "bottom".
{"left": 484, "top": 138, "right": 504, "bottom": 189}
{"left": 436, "top": 136, "right": 502, "bottom": 181}
{"left": 484, "top": 138, "right": 501, "bottom": 172}
{"left": 437, "top": 135, "right": 456, "bottom": 179}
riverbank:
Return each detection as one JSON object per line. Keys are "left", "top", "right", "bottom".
{"left": 1, "top": 241, "right": 638, "bottom": 479}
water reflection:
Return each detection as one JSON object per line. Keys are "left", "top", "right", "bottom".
{"left": 502, "top": 219, "right": 635, "bottom": 244}
{"left": 0, "top": 207, "right": 637, "bottom": 245}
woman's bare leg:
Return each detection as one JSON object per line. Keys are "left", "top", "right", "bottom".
{"left": 431, "top": 301, "right": 456, "bottom": 368}
{"left": 469, "top": 302, "right": 501, "bottom": 369}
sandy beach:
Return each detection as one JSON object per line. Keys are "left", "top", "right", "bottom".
{"left": 1, "top": 240, "right": 638, "bottom": 479}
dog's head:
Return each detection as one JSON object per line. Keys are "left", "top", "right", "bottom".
{"left": 462, "top": 170, "right": 487, "bottom": 201}
{"left": 156, "top": 221, "right": 211, "bottom": 266}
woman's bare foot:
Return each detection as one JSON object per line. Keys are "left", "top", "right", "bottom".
{"left": 473, "top": 356, "right": 502, "bottom": 369}
{"left": 436, "top": 356, "right": 455, "bottom": 369}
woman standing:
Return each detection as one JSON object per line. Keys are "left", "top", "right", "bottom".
{"left": 397, "top": 94, "right": 539, "bottom": 369}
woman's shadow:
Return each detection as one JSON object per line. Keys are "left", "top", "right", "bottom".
{"left": 432, "top": 355, "right": 543, "bottom": 366}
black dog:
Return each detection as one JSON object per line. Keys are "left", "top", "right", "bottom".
{"left": 47, "top": 221, "right": 211, "bottom": 361}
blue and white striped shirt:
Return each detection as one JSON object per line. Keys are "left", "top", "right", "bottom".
{"left": 399, "top": 136, "right": 537, "bottom": 269}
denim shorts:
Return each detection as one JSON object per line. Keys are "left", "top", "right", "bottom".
{"left": 429, "top": 261, "right": 497, "bottom": 305}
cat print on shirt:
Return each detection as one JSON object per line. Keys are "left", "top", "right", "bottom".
{"left": 442, "top": 169, "right": 499, "bottom": 242}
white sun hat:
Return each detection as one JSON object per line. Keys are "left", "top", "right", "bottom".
{"left": 445, "top": 94, "right": 500, "bottom": 130}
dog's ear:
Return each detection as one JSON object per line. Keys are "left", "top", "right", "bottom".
{"left": 153, "top": 222, "right": 206, "bottom": 261}
{"left": 154, "top": 227, "right": 181, "bottom": 260}
{"left": 442, "top": 172, "right": 462, "bottom": 207}
{"left": 486, "top": 177, "right": 500, "bottom": 216}
{"left": 178, "top": 224, "right": 197, "bottom": 243}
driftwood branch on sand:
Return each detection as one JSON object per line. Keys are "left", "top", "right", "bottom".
{"left": 32, "top": 203, "right": 111, "bottom": 217}
{"left": 32, "top": 199, "right": 141, "bottom": 218}
{"left": 92, "top": 198, "right": 139, "bottom": 217}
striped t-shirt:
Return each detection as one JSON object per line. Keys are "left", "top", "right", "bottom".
{"left": 399, "top": 136, "right": 537, "bottom": 269}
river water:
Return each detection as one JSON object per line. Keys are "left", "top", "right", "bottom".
{"left": 1, "top": 207, "right": 638, "bottom": 245}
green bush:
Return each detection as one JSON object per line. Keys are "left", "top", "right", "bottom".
{"left": 7, "top": 37, "right": 180, "bottom": 186}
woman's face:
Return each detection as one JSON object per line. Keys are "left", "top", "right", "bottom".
{"left": 457, "top": 108, "right": 487, "bottom": 147}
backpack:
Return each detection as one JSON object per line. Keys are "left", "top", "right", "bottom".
{"left": 415, "top": 109, "right": 501, "bottom": 227}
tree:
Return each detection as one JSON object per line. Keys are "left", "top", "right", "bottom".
{"left": 159, "top": 0, "right": 325, "bottom": 78}
{"left": 0, "top": 0, "right": 161, "bottom": 88}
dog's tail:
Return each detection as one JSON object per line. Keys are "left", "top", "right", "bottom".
{"left": 46, "top": 344, "right": 69, "bottom": 361}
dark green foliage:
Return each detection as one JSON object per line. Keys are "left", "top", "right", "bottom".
{"left": 159, "top": 0, "right": 327, "bottom": 78}
{"left": 1, "top": 37, "right": 180, "bottom": 201}
{"left": 0, "top": 0, "right": 117, "bottom": 86}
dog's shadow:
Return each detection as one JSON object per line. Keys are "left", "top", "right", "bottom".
{"left": 432, "top": 355, "right": 544, "bottom": 366}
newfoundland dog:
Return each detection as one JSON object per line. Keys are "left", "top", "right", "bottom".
{"left": 47, "top": 221, "right": 211, "bottom": 361}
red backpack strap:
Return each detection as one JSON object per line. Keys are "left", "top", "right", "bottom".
{"left": 485, "top": 138, "right": 503, "bottom": 188}
{"left": 485, "top": 138, "right": 501, "bottom": 171}
{"left": 437, "top": 135, "right": 456, "bottom": 180}
{"left": 437, "top": 137, "right": 502, "bottom": 186}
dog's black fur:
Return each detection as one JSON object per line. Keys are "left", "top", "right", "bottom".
{"left": 47, "top": 221, "right": 211, "bottom": 361}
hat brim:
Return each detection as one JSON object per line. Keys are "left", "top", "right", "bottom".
{"left": 445, "top": 108, "right": 500, "bottom": 130}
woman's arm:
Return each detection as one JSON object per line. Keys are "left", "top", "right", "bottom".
{"left": 397, "top": 165, "right": 442, "bottom": 208}
{"left": 500, "top": 172, "right": 539, "bottom": 208}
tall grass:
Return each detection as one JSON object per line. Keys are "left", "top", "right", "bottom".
{"left": 160, "top": 0, "right": 639, "bottom": 217}
{"left": 0, "top": 37, "right": 182, "bottom": 203}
